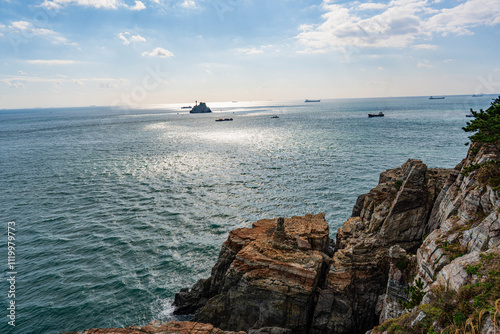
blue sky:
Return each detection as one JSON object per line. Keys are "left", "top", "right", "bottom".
{"left": 0, "top": 0, "right": 499, "bottom": 108}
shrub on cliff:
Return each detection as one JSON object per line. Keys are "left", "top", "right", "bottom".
{"left": 463, "top": 96, "right": 500, "bottom": 150}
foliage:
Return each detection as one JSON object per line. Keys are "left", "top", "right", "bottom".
{"left": 463, "top": 96, "right": 500, "bottom": 149}
{"left": 371, "top": 251, "right": 500, "bottom": 333}
{"left": 403, "top": 278, "right": 426, "bottom": 309}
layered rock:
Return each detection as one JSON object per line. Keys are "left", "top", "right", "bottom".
{"left": 311, "top": 159, "right": 452, "bottom": 334}
{"left": 371, "top": 143, "right": 500, "bottom": 333}
{"left": 174, "top": 213, "right": 332, "bottom": 334}
{"left": 62, "top": 321, "right": 242, "bottom": 334}
{"left": 415, "top": 143, "right": 500, "bottom": 290}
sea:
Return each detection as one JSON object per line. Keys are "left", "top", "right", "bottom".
{"left": 0, "top": 95, "right": 496, "bottom": 334}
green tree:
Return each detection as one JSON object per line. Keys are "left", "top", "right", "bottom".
{"left": 463, "top": 96, "right": 500, "bottom": 151}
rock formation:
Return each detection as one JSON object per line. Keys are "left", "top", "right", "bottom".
{"left": 190, "top": 102, "right": 212, "bottom": 113}
{"left": 369, "top": 143, "right": 500, "bottom": 333}
{"left": 61, "top": 321, "right": 243, "bottom": 334}
{"left": 173, "top": 213, "right": 332, "bottom": 334}
{"left": 310, "top": 159, "right": 452, "bottom": 334}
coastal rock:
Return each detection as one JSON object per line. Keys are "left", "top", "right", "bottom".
{"left": 311, "top": 159, "right": 452, "bottom": 334}
{"left": 62, "top": 321, "right": 241, "bottom": 334}
{"left": 174, "top": 213, "right": 331, "bottom": 334}
{"left": 190, "top": 102, "right": 212, "bottom": 113}
{"left": 415, "top": 143, "right": 500, "bottom": 290}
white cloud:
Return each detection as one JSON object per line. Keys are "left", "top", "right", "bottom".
{"left": 118, "top": 32, "right": 147, "bottom": 45}
{"left": 129, "top": 1, "right": 146, "bottom": 10}
{"left": 41, "top": 0, "right": 148, "bottom": 10}
{"left": 412, "top": 44, "right": 438, "bottom": 50}
{"left": 180, "top": 0, "right": 196, "bottom": 8}
{"left": 141, "top": 47, "right": 174, "bottom": 58}
{"left": 26, "top": 59, "right": 83, "bottom": 65}
{"left": 41, "top": 0, "right": 121, "bottom": 10}
{"left": 8, "top": 20, "right": 77, "bottom": 45}
{"left": 417, "top": 61, "right": 432, "bottom": 68}
{"left": 424, "top": 0, "right": 500, "bottom": 36}
{"left": 358, "top": 3, "right": 387, "bottom": 11}
{"left": 296, "top": 0, "right": 500, "bottom": 53}
{"left": 234, "top": 45, "right": 276, "bottom": 55}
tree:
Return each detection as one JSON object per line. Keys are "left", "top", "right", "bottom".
{"left": 463, "top": 96, "right": 500, "bottom": 151}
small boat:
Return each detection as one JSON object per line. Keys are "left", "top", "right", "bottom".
{"left": 181, "top": 106, "right": 192, "bottom": 109}
{"left": 429, "top": 96, "right": 445, "bottom": 100}
{"left": 271, "top": 115, "right": 279, "bottom": 119}
{"left": 215, "top": 118, "right": 233, "bottom": 122}
{"left": 305, "top": 99, "right": 320, "bottom": 103}
{"left": 466, "top": 114, "right": 474, "bottom": 117}
{"left": 368, "top": 112, "right": 384, "bottom": 117}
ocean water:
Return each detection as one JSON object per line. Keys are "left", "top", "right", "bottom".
{"left": 0, "top": 95, "right": 495, "bottom": 334}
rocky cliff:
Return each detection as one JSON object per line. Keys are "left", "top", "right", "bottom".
{"left": 174, "top": 213, "right": 332, "bottom": 334}
{"left": 369, "top": 143, "right": 500, "bottom": 333}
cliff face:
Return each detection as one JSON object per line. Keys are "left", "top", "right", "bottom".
{"left": 174, "top": 213, "right": 332, "bottom": 334}
{"left": 371, "top": 143, "right": 500, "bottom": 333}
{"left": 310, "top": 160, "right": 452, "bottom": 334}
{"left": 62, "top": 321, "right": 243, "bottom": 334}
{"left": 173, "top": 160, "right": 453, "bottom": 334}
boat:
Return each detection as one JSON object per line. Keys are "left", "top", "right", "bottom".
{"left": 215, "top": 118, "right": 233, "bottom": 122}
{"left": 429, "top": 96, "right": 445, "bottom": 100}
{"left": 305, "top": 99, "right": 320, "bottom": 103}
{"left": 466, "top": 114, "right": 474, "bottom": 117}
{"left": 472, "top": 94, "right": 483, "bottom": 97}
{"left": 181, "top": 106, "right": 192, "bottom": 109}
{"left": 271, "top": 115, "right": 279, "bottom": 119}
{"left": 368, "top": 112, "right": 384, "bottom": 117}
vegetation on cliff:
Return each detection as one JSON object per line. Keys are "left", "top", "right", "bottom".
{"left": 464, "top": 96, "right": 500, "bottom": 149}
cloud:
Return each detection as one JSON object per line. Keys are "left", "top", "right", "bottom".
{"left": 8, "top": 20, "right": 77, "bottom": 45}
{"left": 412, "top": 44, "right": 438, "bottom": 50}
{"left": 234, "top": 45, "right": 277, "bottom": 55}
{"left": 129, "top": 1, "right": 146, "bottom": 10}
{"left": 358, "top": 3, "right": 387, "bottom": 11}
{"left": 41, "top": 0, "right": 121, "bottom": 9}
{"left": 141, "top": 47, "right": 174, "bottom": 58}
{"left": 417, "top": 61, "right": 432, "bottom": 68}
{"left": 26, "top": 59, "right": 83, "bottom": 65}
{"left": 180, "top": 0, "right": 196, "bottom": 8}
{"left": 41, "top": 0, "right": 147, "bottom": 10}
{"left": 296, "top": 0, "right": 500, "bottom": 53}
{"left": 118, "top": 32, "right": 147, "bottom": 45}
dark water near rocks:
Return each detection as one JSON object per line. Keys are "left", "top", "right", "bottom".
{"left": 0, "top": 95, "right": 494, "bottom": 333}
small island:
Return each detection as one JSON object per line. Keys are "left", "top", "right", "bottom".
{"left": 190, "top": 101, "right": 212, "bottom": 114}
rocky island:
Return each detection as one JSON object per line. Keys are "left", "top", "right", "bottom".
{"left": 63, "top": 99, "right": 500, "bottom": 334}
{"left": 190, "top": 102, "right": 212, "bottom": 113}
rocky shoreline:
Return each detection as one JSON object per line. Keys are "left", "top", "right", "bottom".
{"left": 64, "top": 143, "right": 500, "bottom": 334}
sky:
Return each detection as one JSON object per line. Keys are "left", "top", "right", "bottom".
{"left": 0, "top": 0, "right": 499, "bottom": 108}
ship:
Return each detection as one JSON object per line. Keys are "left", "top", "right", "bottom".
{"left": 429, "top": 96, "right": 445, "bottom": 100}
{"left": 305, "top": 99, "right": 320, "bottom": 102}
{"left": 368, "top": 112, "right": 384, "bottom": 118}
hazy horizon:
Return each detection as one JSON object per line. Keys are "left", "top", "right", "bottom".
{"left": 1, "top": 0, "right": 499, "bottom": 109}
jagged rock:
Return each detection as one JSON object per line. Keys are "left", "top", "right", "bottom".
{"left": 62, "top": 321, "right": 240, "bottom": 334}
{"left": 190, "top": 102, "right": 212, "bottom": 113}
{"left": 311, "top": 159, "right": 452, "bottom": 334}
{"left": 377, "top": 246, "right": 411, "bottom": 324}
{"left": 415, "top": 143, "right": 500, "bottom": 290}
{"left": 174, "top": 213, "right": 331, "bottom": 334}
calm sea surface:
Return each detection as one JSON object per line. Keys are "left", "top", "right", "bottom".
{"left": 0, "top": 95, "right": 495, "bottom": 333}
